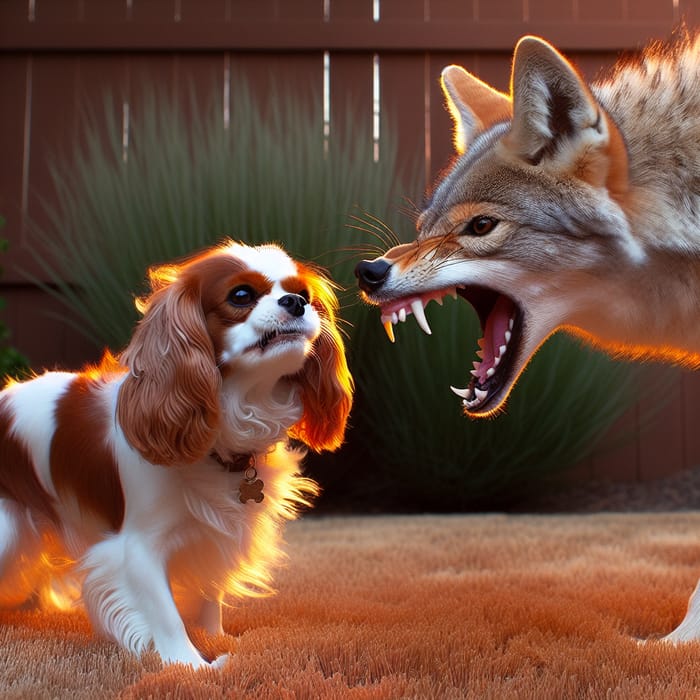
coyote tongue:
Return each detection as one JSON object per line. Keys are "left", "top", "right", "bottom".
{"left": 473, "top": 295, "right": 514, "bottom": 383}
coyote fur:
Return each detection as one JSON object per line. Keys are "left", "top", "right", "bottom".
{"left": 355, "top": 34, "right": 700, "bottom": 640}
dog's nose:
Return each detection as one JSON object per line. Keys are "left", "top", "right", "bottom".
{"left": 278, "top": 293, "right": 307, "bottom": 318}
{"left": 354, "top": 258, "right": 392, "bottom": 293}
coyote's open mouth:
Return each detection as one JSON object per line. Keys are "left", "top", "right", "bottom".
{"left": 379, "top": 285, "right": 523, "bottom": 415}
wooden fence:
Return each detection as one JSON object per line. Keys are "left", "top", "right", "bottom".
{"left": 1, "top": 0, "right": 699, "bottom": 484}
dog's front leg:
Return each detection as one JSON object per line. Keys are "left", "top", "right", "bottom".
{"left": 82, "top": 533, "right": 225, "bottom": 667}
{"left": 662, "top": 577, "right": 700, "bottom": 642}
{"left": 195, "top": 595, "right": 225, "bottom": 636}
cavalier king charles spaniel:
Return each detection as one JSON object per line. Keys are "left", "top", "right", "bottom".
{"left": 0, "top": 241, "right": 353, "bottom": 668}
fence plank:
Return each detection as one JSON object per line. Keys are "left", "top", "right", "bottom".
{"left": 637, "top": 372, "right": 686, "bottom": 480}
{"left": 0, "top": 0, "right": 29, "bottom": 23}
{"left": 680, "top": 0, "right": 700, "bottom": 24}
{"left": 627, "top": 0, "right": 676, "bottom": 23}
{"left": 577, "top": 0, "right": 626, "bottom": 22}
{"left": 683, "top": 372, "right": 700, "bottom": 468}
{"left": 0, "top": 56, "right": 29, "bottom": 282}
{"left": 587, "top": 406, "right": 639, "bottom": 482}
{"left": 4, "top": 285, "right": 101, "bottom": 371}
{"left": 0, "top": 18, "right": 682, "bottom": 51}
{"left": 329, "top": 52, "right": 374, "bottom": 163}
{"left": 82, "top": 0, "right": 130, "bottom": 23}
{"left": 379, "top": 53, "right": 426, "bottom": 195}
{"left": 179, "top": 0, "right": 229, "bottom": 23}
{"left": 329, "top": 0, "right": 372, "bottom": 21}
{"left": 230, "top": 51, "right": 323, "bottom": 116}
{"left": 476, "top": 0, "right": 524, "bottom": 22}
{"left": 24, "top": 55, "right": 81, "bottom": 277}
{"left": 130, "top": 0, "right": 178, "bottom": 23}
{"left": 33, "top": 0, "right": 84, "bottom": 22}
{"left": 529, "top": 0, "right": 575, "bottom": 22}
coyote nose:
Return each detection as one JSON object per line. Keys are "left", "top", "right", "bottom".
{"left": 278, "top": 293, "right": 307, "bottom": 318}
{"left": 355, "top": 258, "right": 392, "bottom": 293}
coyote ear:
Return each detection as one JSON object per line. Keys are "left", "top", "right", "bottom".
{"left": 504, "top": 36, "right": 628, "bottom": 195}
{"left": 506, "top": 35, "right": 601, "bottom": 163}
{"left": 441, "top": 65, "right": 512, "bottom": 153}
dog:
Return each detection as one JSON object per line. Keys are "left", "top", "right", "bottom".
{"left": 355, "top": 33, "right": 700, "bottom": 640}
{"left": 0, "top": 240, "right": 353, "bottom": 667}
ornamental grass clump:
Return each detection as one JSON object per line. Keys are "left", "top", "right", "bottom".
{"left": 29, "top": 82, "right": 648, "bottom": 510}
{"left": 30, "top": 85, "right": 405, "bottom": 348}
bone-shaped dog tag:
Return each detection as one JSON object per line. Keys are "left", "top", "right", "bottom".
{"left": 239, "top": 466, "right": 264, "bottom": 504}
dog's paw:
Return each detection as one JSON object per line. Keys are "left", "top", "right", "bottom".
{"left": 210, "top": 653, "right": 231, "bottom": 669}
{"left": 634, "top": 633, "right": 670, "bottom": 646}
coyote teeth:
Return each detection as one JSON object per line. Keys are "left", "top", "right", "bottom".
{"left": 451, "top": 384, "right": 490, "bottom": 408}
{"left": 410, "top": 299, "right": 433, "bottom": 335}
{"left": 382, "top": 320, "right": 395, "bottom": 343}
{"left": 379, "top": 288, "right": 455, "bottom": 342}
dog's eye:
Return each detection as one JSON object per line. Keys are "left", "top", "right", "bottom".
{"left": 460, "top": 216, "right": 499, "bottom": 236}
{"left": 228, "top": 285, "right": 258, "bottom": 307}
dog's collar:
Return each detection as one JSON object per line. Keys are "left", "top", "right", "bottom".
{"left": 210, "top": 450, "right": 254, "bottom": 472}
{"left": 210, "top": 451, "right": 265, "bottom": 504}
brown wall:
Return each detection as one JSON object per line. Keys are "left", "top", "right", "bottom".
{"left": 1, "top": 0, "right": 699, "bottom": 483}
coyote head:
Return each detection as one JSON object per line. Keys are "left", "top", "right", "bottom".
{"left": 355, "top": 36, "right": 648, "bottom": 417}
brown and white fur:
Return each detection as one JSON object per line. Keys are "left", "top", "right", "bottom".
{"left": 355, "top": 34, "right": 700, "bottom": 640}
{"left": 0, "top": 240, "right": 353, "bottom": 667}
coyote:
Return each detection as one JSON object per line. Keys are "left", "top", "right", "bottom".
{"left": 355, "top": 34, "right": 700, "bottom": 639}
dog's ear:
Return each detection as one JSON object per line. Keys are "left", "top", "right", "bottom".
{"left": 503, "top": 36, "right": 628, "bottom": 196}
{"left": 441, "top": 65, "right": 512, "bottom": 153}
{"left": 289, "top": 272, "right": 353, "bottom": 453}
{"left": 117, "top": 272, "right": 220, "bottom": 466}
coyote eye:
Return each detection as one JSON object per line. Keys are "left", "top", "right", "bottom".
{"left": 461, "top": 216, "right": 499, "bottom": 236}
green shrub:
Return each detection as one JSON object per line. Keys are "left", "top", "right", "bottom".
{"left": 29, "top": 83, "right": 645, "bottom": 510}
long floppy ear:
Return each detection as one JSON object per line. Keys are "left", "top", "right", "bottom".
{"left": 503, "top": 35, "right": 628, "bottom": 196}
{"left": 117, "top": 270, "right": 221, "bottom": 466}
{"left": 441, "top": 64, "right": 512, "bottom": 153}
{"left": 290, "top": 272, "right": 353, "bottom": 453}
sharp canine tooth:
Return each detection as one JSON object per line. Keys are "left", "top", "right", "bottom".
{"left": 392, "top": 312, "right": 398, "bottom": 324}
{"left": 382, "top": 320, "right": 396, "bottom": 343}
{"left": 486, "top": 367, "right": 495, "bottom": 378}
{"left": 450, "top": 385, "right": 471, "bottom": 399}
{"left": 475, "top": 388, "right": 488, "bottom": 402}
{"left": 410, "top": 299, "right": 433, "bottom": 336}
{"left": 493, "top": 356, "right": 500, "bottom": 367}
{"left": 505, "top": 330, "right": 512, "bottom": 343}
{"left": 499, "top": 344, "right": 506, "bottom": 356}
{"left": 398, "top": 308, "right": 406, "bottom": 322}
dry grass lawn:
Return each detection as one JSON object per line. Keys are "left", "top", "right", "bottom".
{"left": 3, "top": 513, "right": 700, "bottom": 698}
